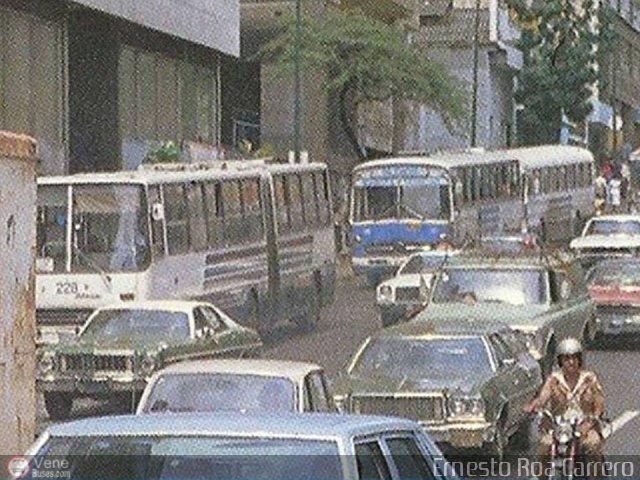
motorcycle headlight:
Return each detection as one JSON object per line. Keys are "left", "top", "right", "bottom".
{"left": 447, "top": 395, "right": 485, "bottom": 418}
{"left": 38, "top": 352, "right": 56, "bottom": 376}
{"left": 377, "top": 285, "right": 394, "bottom": 303}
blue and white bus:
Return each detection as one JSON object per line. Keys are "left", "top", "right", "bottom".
{"left": 35, "top": 159, "right": 335, "bottom": 343}
{"left": 348, "top": 150, "right": 524, "bottom": 286}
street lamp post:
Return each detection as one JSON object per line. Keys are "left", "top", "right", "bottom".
{"left": 470, "top": 0, "right": 481, "bottom": 147}
{"left": 294, "top": 0, "right": 302, "bottom": 162}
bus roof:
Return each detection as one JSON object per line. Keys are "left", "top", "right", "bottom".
{"left": 353, "top": 145, "right": 593, "bottom": 173}
{"left": 509, "top": 145, "right": 593, "bottom": 170}
{"left": 37, "top": 160, "right": 327, "bottom": 186}
{"left": 353, "top": 149, "right": 516, "bottom": 172}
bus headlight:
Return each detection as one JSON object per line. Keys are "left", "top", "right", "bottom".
{"left": 377, "top": 285, "right": 394, "bottom": 303}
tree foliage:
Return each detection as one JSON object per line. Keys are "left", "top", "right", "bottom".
{"left": 506, "top": 0, "right": 614, "bottom": 146}
{"left": 258, "top": 8, "right": 465, "bottom": 160}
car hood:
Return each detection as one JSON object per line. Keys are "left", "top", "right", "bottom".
{"left": 570, "top": 235, "right": 640, "bottom": 249}
{"left": 589, "top": 285, "right": 640, "bottom": 306}
{"left": 422, "top": 302, "right": 548, "bottom": 327}
{"left": 336, "top": 372, "right": 484, "bottom": 396}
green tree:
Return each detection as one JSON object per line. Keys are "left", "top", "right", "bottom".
{"left": 258, "top": 8, "right": 465, "bottom": 161}
{"left": 507, "top": 0, "right": 613, "bottom": 146}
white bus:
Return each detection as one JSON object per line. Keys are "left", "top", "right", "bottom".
{"left": 36, "top": 159, "right": 335, "bottom": 344}
{"left": 517, "top": 146, "right": 595, "bottom": 243}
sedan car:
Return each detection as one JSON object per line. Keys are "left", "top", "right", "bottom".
{"left": 376, "top": 250, "right": 458, "bottom": 327}
{"left": 136, "top": 359, "right": 335, "bottom": 414}
{"left": 27, "top": 412, "right": 458, "bottom": 480}
{"left": 570, "top": 214, "right": 640, "bottom": 269}
{"left": 423, "top": 249, "right": 597, "bottom": 375}
{"left": 334, "top": 319, "right": 542, "bottom": 457}
{"left": 587, "top": 258, "right": 640, "bottom": 338}
{"left": 37, "top": 300, "right": 262, "bottom": 420}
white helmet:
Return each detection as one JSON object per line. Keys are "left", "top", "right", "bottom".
{"left": 557, "top": 337, "right": 583, "bottom": 357}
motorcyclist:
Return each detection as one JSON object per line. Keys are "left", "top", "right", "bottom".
{"left": 524, "top": 338, "right": 605, "bottom": 475}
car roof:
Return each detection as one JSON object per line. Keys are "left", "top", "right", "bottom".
{"left": 589, "top": 257, "right": 640, "bottom": 270}
{"left": 375, "top": 318, "right": 509, "bottom": 338}
{"left": 148, "top": 359, "right": 322, "bottom": 381}
{"left": 93, "top": 300, "right": 208, "bottom": 313}
{"left": 442, "top": 250, "right": 563, "bottom": 269}
{"left": 46, "top": 412, "right": 420, "bottom": 440}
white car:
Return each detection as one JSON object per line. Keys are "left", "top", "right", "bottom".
{"left": 136, "top": 359, "right": 335, "bottom": 414}
{"left": 569, "top": 214, "right": 640, "bottom": 269}
{"left": 376, "top": 250, "right": 457, "bottom": 327}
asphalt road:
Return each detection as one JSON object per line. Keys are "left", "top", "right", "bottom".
{"left": 36, "top": 274, "right": 640, "bottom": 458}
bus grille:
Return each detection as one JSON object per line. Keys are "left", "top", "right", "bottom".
{"left": 350, "top": 394, "right": 445, "bottom": 422}
{"left": 36, "top": 309, "right": 93, "bottom": 326}
{"left": 61, "top": 354, "right": 132, "bottom": 372}
{"left": 395, "top": 287, "right": 421, "bottom": 302}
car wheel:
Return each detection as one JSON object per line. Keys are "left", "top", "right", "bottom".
{"left": 44, "top": 392, "right": 73, "bottom": 420}
{"left": 380, "top": 310, "right": 399, "bottom": 328}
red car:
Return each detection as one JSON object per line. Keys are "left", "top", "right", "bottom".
{"left": 587, "top": 258, "right": 640, "bottom": 338}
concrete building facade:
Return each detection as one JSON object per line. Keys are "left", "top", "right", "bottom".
{"left": 0, "top": 0, "right": 239, "bottom": 175}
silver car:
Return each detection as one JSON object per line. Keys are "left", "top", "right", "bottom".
{"left": 136, "top": 359, "right": 335, "bottom": 414}
{"left": 376, "top": 250, "right": 457, "bottom": 327}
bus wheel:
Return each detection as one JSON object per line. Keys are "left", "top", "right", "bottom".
{"left": 296, "top": 286, "right": 321, "bottom": 333}
{"left": 44, "top": 392, "right": 73, "bottom": 420}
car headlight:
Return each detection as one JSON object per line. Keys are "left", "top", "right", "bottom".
{"left": 377, "top": 285, "right": 394, "bottom": 303}
{"left": 138, "top": 353, "right": 158, "bottom": 376}
{"left": 519, "top": 328, "right": 546, "bottom": 360}
{"left": 333, "top": 394, "right": 347, "bottom": 413}
{"left": 38, "top": 352, "right": 56, "bottom": 376}
{"left": 447, "top": 395, "right": 485, "bottom": 418}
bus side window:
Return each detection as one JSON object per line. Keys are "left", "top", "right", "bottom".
{"left": 240, "top": 178, "right": 263, "bottom": 243}
{"left": 221, "top": 180, "right": 243, "bottom": 245}
{"left": 148, "top": 185, "right": 165, "bottom": 257}
{"left": 315, "top": 171, "right": 331, "bottom": 226}
{"left": 274, "top": 175, "right": 290, "bottom": 234}
{"left": 203, "top": 182, "right": 224, "bottom": 248}
{"left": 163, "top": 183, "right": 190, "bottom": 255}
{"left": 186, "top": 182, "right": 207, "bottom": 252}
{"left": 288, "top": 174, "right": 305, "bottom": 231}
{"left": 301, "top": 173, "right": 318, "bottom": 227}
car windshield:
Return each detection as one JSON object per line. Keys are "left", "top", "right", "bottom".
{"left": 141, "top": 374, "right": 296, "bottom": 414}
{"left": 36, "top": 183, "right": 150, "bottom": 274}
{"left": 32, "top": 435, "right": 342, "bottom": 480}
{"left": 587, "top": 261, "right": 640, "bottom": 287}
{"left": 585, "top": 220, "right": 640, "bottom": 235}
{"left": 399, "top": 254, "right": 449, "bottom": 274}
{"left": 432, "top": 268, "right": 548, "bottom": 305}
{"left": 81, "top": 309, "right": 190, "bottom": 342}
{"left": 351, "top": 337, "right": 493, "bottom": 380}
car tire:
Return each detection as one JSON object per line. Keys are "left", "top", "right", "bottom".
{"left": 380, "top": 310, "right": 399, "bottom": 328}
{"left": 44, "top": 392, "right": 73, "bottom": 421}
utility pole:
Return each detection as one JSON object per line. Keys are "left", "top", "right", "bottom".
{"left": 470, "top": 0, "right": 481, "bottom": 147}
{"left": 294, "top": 0, "right": 302, "bottom": 162}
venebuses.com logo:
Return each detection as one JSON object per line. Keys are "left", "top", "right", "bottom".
{"left": 7, "top": 456, "right": 30, "bottom": 479}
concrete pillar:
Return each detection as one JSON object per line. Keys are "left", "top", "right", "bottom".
{"left": 0, "top": 132, "right": 37, "bottom": 455}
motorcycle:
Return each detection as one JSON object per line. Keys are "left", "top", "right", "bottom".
{"left": 535, "top": 409, "right": 610, "bottom": 480}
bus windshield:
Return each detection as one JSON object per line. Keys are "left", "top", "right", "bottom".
{"left": 352, "top": 168, "right": 450, "bottom": 222}
{"left": 37, "top": 184, "right": 149, "bottom": 274}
